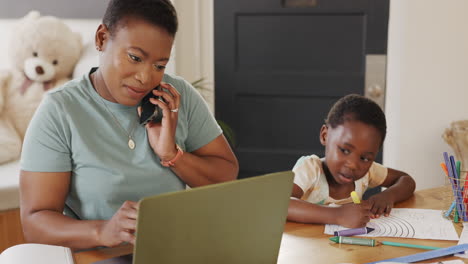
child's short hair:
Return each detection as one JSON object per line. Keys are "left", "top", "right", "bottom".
{"left": 325, "top": 94, "right": 387, "bottom": 143}
{"left": 103, "top": 0, "right": 178, "bottom": 37}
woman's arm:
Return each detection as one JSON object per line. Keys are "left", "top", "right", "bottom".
{"left": 169, "top": 134, "right": 239, "bottom": 187}
{"left": 20, "top": 170, "right": 138, "bottom": 249}
{"left": 287, "top": 184, "right": 371, "bottom": 228}
{"left": 142, "top": 82, "right": 238, "bottom": 187}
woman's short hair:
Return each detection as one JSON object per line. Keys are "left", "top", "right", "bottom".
{"left": 103, "top": 0, "right": 178, "bottom": 37}
{"left": 325, "top": 94, "right": 387, "bottom": 143}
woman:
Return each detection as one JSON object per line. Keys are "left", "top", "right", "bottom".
{"left": 19, "top": 0, "right": 238, "bottom": 249}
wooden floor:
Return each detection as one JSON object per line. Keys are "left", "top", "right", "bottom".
{"left": 0, "top": 208, "right": 25, "bottom": 252}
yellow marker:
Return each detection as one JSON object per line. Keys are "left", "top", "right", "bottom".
{"left": 350, "top": 191, "right": 361, "bottom": 204}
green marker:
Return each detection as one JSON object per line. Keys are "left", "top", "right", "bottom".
{"left": 455, "top": 160, "right": 461, "bottom": 223}
{"left": 329, "top": 236, "right": 376, "bottom": 247}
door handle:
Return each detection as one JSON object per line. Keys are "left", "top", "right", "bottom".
{"left": 367, "top": 84, "right": 383, "bottom": 98}
{"left": 365, "top": 54, "right": 386, "bottom": 110}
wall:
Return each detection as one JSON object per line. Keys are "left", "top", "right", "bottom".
{"left": 385, "top": 0, "right": 468, "bottom": 190}
{"left": 172, "top": 0, "right": 214, "bottom": 112}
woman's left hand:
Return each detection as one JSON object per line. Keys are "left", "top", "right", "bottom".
{"left": 138, "top": 82, "right": 181, "bottom": 161}
{"left": 365, "top": 192, "right": 395, "bottom": 218}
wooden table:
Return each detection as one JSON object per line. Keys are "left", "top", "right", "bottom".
{"left": 74, "top": 185, "right": 467, "bottom": 264}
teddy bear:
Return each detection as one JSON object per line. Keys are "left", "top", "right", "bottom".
{"left": 0, "top": 11, "right": 82, "bottom": 164}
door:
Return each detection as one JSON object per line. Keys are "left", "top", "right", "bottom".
{"left": 215, "top": 0, "right": 389, "bottom": 178}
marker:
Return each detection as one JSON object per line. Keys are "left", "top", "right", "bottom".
{"left": 464, "top": 171, "right": 468, "bottom": 204}
{"left": 451, "top": 156, "right": 464, "bottom": 222}
{"left": 441, "top": 162, "right": 458, "bottom": 219}
{"left": 444, "top": 200, "right": 456, "bottom": 218}
{"left": 454, "top": 160, "right": 462, "bottom": 222}
{"left": 380, "top": 241, "right": 441, "bottom": 251}
{"left": 350, "top": 191, "right": 360, "bottom": 204}
{"left": 334, "top": 227, "right": 375, "bottom": 236}
{"left": 444, "top": 153, "right": 465, "bottom": 222}
{"left": 366, "top": 243, "right": 468, "bottom": 264}
{"left": 329, "top": 236, "right": 376, "bottom": 247}
{"left": 440, "top": 162, "right": 448, "bottom": 176}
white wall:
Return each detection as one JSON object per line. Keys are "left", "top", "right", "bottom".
{"left": 0, "top": 20, "right": 18, "bottom": 70}
{"left": 384, "top": 0, "right": 468, "bottom": 190}
{"left": 172, "top": 0, "right": 214, "bottom": 112}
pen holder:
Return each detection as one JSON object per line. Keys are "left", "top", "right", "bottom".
{"left": 444, "top": 168, "right": 468, "bottom": 222}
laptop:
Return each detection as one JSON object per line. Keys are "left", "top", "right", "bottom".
{"left": 94, "top": 171, "right": 294, "bottom": 264}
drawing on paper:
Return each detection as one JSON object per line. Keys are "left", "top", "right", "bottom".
{"left": 324, "top": 208, "right": 459, "bottom": 241}
{"left": 366, "top": 213, "right": 416, "bottom": 237}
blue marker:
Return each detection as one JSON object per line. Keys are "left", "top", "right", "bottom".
{"left": 444, "top": 200, "right": 456, "bottom": 218}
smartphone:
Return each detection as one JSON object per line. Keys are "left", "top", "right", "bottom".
{"left": 139, "top": 85, "right": 164, "bottom": 125}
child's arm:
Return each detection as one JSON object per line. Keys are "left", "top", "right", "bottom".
{"left": 287, "top": 184, "right": 372, "bottom": 228}
{"left": 366, "top": 168, "right": 416, "bottom": 217}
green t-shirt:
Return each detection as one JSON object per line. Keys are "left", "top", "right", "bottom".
{"left": 21, "top": 69, "right": 222, "bottom": 220}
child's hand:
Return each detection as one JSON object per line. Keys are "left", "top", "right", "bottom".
{"left": 337, "top": 203, "right": 372, "bottom": 228}
{"left": 366, "top": 192, "right": 394, "bottom": 218}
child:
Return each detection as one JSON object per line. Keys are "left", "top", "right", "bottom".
{"left": 287, "top": 94, "right": 415, "bottom": 228}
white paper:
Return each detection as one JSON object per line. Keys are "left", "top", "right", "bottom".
{"left": 0, "top": 243, "right": 74, "bottom": 264}
{"left": 455, "top": 222, "right": 468, "bottom": 258}
{"left": 325, "top": 208, "right": 459, "bottom": 240}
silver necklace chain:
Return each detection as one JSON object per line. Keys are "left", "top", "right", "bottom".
{"left": 93, "top": 75, "right": 138, "bottom": 150}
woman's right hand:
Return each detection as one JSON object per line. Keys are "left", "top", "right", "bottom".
{"left": 140, "top": 82, "right": 181, "bottom": 162}
{"left": 336, "top": 203, "right": 372, "bottom": 228}
{"left": 97, "top": 201, "right": 139, "bottom": 247}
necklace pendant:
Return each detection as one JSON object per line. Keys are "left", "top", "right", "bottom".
{"left": 128, "top": 138, "right": 136, "bottom": 150}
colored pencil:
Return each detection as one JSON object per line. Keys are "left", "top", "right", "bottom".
{"left": 380, "top": 241, "right": 441, "bottom": 250}
{"left": 329, "top": 236, "right": 441, "bottom": 251}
